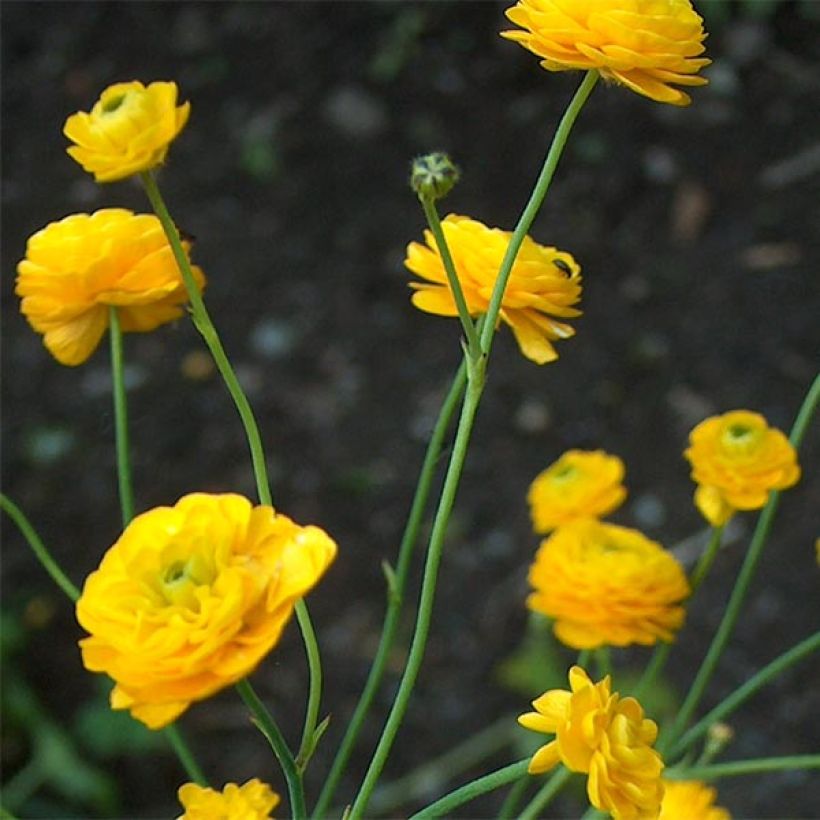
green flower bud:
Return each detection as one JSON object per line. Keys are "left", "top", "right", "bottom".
{"left": 410, "top": 152, "right": 460, "bottom": 201}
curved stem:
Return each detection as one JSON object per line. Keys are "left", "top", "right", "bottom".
{"left": 312, "top": 362, "right": 468, "bottom": 817}
{"left": 109, "top": 307, "right": 134, "bottom": 525}
{"left": 0, "top": 494, "right": 80, "bottom": 602}
{"left": 660, "top": 373, "right": 820, "bottom": 754}
{"left": 164, "top": 724, "right": 207, "bottom": 785}
{"left": 518, "top": 766, "right": 573, "bottom": 820}
{"left": 409, "top": 760, "right": 530, "bottom": 819}
{"left": 689, "top": 525, "right": 725, "bottom": 593}
{"left": 669, "top": 630, "right": 820, "bottom": 760}
{"left": 498, "top": 771, "right": 531, "bottom": 820}
{"left": 236, "top": 679, "right": 305, "bottom": 819}
{"left": 479, "top": 70, "right": 599, "bottom": 357}
{"left": 294, "top": 600, "right": 322, "bottom": 771}
{"left": 668, "top": 755, "right": 820, "bottom": 781}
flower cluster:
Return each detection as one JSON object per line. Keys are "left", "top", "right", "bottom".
{"left": 502, "top": 0, "right": 710, "bottom": 106}
{"left": 519, "top": 666, "right": 664, "bottom": 819}
{"left": 527, "top": 449, "right": 626, "bottom": 533}
{"left": 659, "top": 780, "right": 730, "bottom": 820}
{"left": 15, "top": 209, "right": 204, "bottom": 366}
{"left": 527, "top": 519, "right": 690, "bottom": 649}
{"left": 177, "top": 779, "right": 279, "bottom": 820}
{"left": 406, "top": 214, "right": 582, "bottom": 364}
{"left": 685, "top": 410, "right": 800, "bottom": 526}
{"left": 64, "top": 80, "right": 190, "bottom": 182}
{"left": 76, "top": 493, "right": 337, "bottom": 729}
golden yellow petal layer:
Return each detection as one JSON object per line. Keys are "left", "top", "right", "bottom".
{"left": 659, "top": 779, "right": 730, "bottom": 820}
{"left": 177, "top": 779, "right": 280, "bottom": 820}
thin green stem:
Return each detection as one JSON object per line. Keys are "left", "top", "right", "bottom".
{"left": 236, "top": 679, "right": 306, "bottom": 819}
{"left": 108, "top": 307, "right": 134, "bottom": 525}
{"left": 518, "top": 766, "right": 573, "bottom": 820}
{"left": 595, "top": 646, "right": 611, "bottom": 679}
{"left": 576, "top": 648, "right": 592, "bottom": 669}
{"left": 348, "top": 374, "right": 486, "bottom": 819}
{"left": 669, "top": 630, "right": 820, "bottom": 760}
{"left": 689, "top": 526, "right": 725, "bottom": 593}
{"left": 164, "top": 724, "right": 207, "bottom": 785}
{"left": 668, "top": 755, "right": 820, "bottom": 781}
{"left": 479, "top": 70, "right": 599, "bottom": 357}
{"left": 0, "top": 495, "right": 80, "bottom": 602}
{"left": 420, "top": 197, "right": 481, "bottom": 356}
{"left": 660, "top": 373, "right": 820, "bottom": 754}
{"left": 312, "top": 362, "right": 468, "bottom": 817}
{"left": 498, "top": 771, "right": 531, "bottom": 820}
{"left": 409, "top": 760, "right": 530, "bottom": 819}
{"left": 294, "top": 601, "right": 322, "bottom": 771}
{"left": 633, "top": 643, "right": 672, "bottom": 701}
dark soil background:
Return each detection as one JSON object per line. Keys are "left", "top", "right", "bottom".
{"left": 2, "top": 2, "right": 819, "bottom": 818}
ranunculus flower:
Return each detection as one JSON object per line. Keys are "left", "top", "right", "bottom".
{"left": 406, "top": 214, "right": 581, "bottom": 364}
{"left": 76, "top": 493, "right": 337, "bottom": 729}
{"left": 502, "top": 0, "right": 710, "bottom": 106}
{"left": 177, "top": 779, "right": 280, "bottom": 820}
{"left": 684, "top": 410, "right": 800, "bottom": 526}
{"left": 64, "top": 80, "right": 190, "bottom": 182}
{"left": 519, "top": 666, "right": 664, "bottom": 820}
{"left": 659, "top": 779, "right": 730, "bottom": 820}
{"left": 16, "top": 209, "right": 204, "bottom": 366}
{"left": 527, "top": 519, "right": 690, "bottom": 649}
{"left": 527, "top": 449, "right": 627, "bottom": 533}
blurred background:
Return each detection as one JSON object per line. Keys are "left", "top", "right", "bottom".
{"left": 2, "top": 2, "right": 819, "bottom": 817}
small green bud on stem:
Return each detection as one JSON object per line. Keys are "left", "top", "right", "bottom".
{"left": 410, "top": 152, "right": 460, "bottom": 201}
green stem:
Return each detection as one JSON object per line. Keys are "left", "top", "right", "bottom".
{"left": 348, "top": 372, "right": 487, "bottom": 819}
{"left": 660, "top": 373, "right": 820, "bottom": 754}
{"left": 518, "top": 766, "right": 573, "bottom": 820}
{"left": 498, "top": 771, "right": 531, "bottom": 820}
{"left": 689, "top": 526, "right": 725, "bottom": 593}
{"left": 0, "top": 495, "right": 80, "bottom": 602}
{"left": 370, "top": 714, "right": 516, "bottom": 815}
{"left": 164, "top": 724, "right": 207, "bottom": 785}
{"left": 576, "top": 648, "right": 592, "bottom": 669}
{"left": 669, "top": 630, "right": 820, "bottom": 760}
{"left": 478, "top": 70, "right": 599, "bottom": 357}
{"left": 420, "top": 197, "right": 481, "bottom": 356}
{"left": 409, "top": 760, "right": 530, "bottom": 819}
{"left": 312, "top": 363, "right": 468, "bottom": 817}
{"left": 633, "top": 643, "right": 671, "bottom": 700}
{"left": 668, "top": 755, "right": 820, "bottom": 781}
{"left": 236, "top": 679, "right": 306, "bottom": 819}
{"left": 108, "top": 307, "right": 134, "bottom": 525}
{"left": 594, "top": 646, "right": 611, "bottom": 679}
{"left": 294, "top": 602, "right": 322, "bottom": 771}
{"left": 140, "top": 170, "right": 325, "bottom": 776}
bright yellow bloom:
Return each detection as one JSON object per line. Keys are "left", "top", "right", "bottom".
{"left": 659, "top": 779, "right": 730, "bottom": 820}
{"left": 76, "top": 493, "right": 337, "bottom": 729}
{"left": 520, "top": 666, "right": 664, "bottom": 819}
{"left": 406, "top": 214, "right": 581, "bottom": 364}
{"left": 527, "top": 519, "right": 689, "bottom": 649}
{"left": 177, "top": 779, "right": 280, "bottom": 820}
{"left": 15, "top": 209, "right": 204, "bottom": 366}
{"left": 528, "top": 449, "right": 626, "bottom": 533}
{"left": 502, "top": 0, "right": 710, "bottom": 106}
{"left": 64, "top": 80, "right": 190, "bottom": 182}
{"left": 684, "top": 410, "right": 800, "bottom": 526}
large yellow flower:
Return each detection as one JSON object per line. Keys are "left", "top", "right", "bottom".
{"left": 502, "top": 0, "right": 710, "bottom": 106}
{"left": 528, "top": 449, "right": 626, "bottom": 533}
{"left": 406, "top": 214, "right": 581, "bottom": 364}
{"left": 76, "top": 493, "right": 337, "bottom": 729}
{"left": 15, "top": 209, "right": 204, "bottom": 366}
{"left": 659, "top": 779, "right": 730, "bottom": 820}
{"left": 519, "top": 666, "right": 664, "bottom": 820}
{"left": 177, "top": 779, "right": 280, "bottom": 820}
{"left": 64, "top": 80, "right": 190, "bottom": 182}
{"left": 684, "top": 410, "right": 800, "bottom": 526}
{"left": 527, "top": 519, "right": 689, "bottom": 649}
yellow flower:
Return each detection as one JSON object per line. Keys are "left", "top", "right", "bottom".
{"left": 15, "top": 209, "right": 204, "bottom": 366}
{"left": 502, "top": 0, "right": 710, "bottom": 106}
{"left": 527, "top": 519, "right": 690, "bottom": 649}
{"left": 528, "top": 449, "right": 626, "bottom": 533}
{"left": 76, "top": 493, "right": 337, "bottom": 729}
{"left": 177, "top": 779, "right": 280, "bottom": 820}
{"left": 684, "top": 410, "right": 800, "bottom": 526}
{"left": 659, "top": 780, "right": 730, "bottom": 820}
{"left": 406, "top": 214, "right": 581, "bottom": 364}
{"left": 519, "top": 666, "right": 664, "bottom": 820}
{"left": 64, "top": 80, "right": 190, "bottom": 182}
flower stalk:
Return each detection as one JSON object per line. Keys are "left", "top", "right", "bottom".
{"left": 667, "top": 755, "right": 820, "bottom": 781}
{"left": 108, "top": 307, "right": 134, "bottom": 526}
{"left": 518, "top": 766, "right": 573, "bottom": 820}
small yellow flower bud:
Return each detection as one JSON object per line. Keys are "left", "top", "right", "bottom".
{"left": 410, "top": 152, "right": 460, "bottom": 201}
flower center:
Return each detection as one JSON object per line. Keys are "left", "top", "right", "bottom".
{"left": 721, "top": 422, "right": 762, "bottom": 455}
{"left": 551, "top": 464, "right": 578, "bottom": 483}
{"left": 101, "top": 93, "right": 127, "bottom": 114}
